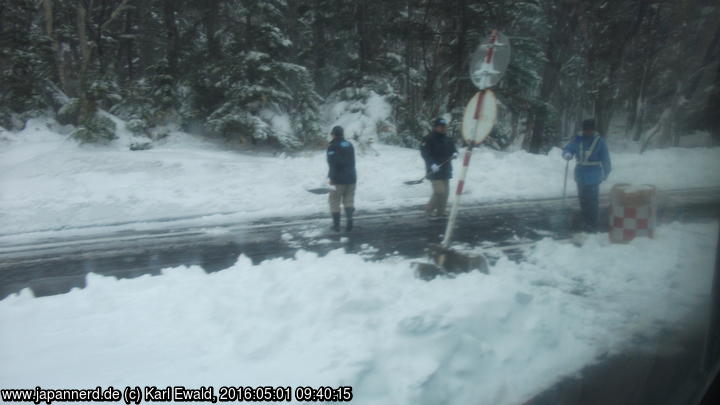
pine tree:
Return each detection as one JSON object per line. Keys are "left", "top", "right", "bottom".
{"left": 0, "top": 0, "right": 716, "bottom": 151}
{"left": 0, "top": 0, "right": 54, "bottom": 129}
{"left": 187, "top": 0, "right": 323, "bottom": 148}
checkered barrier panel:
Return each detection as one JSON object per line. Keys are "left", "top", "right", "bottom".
{"left": 609, "top": 184, "right": 657, "bottom": 244}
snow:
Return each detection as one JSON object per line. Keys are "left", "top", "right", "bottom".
{"left": 1, "top": 118, "right": 719, "bottom": 237}
{"left": 0, "top": 221, "right": 715, "bottom": 404}
{"left": 323, "top": 91, "right": 392, "bottom": 142}
{"left": 260, "top": 109, "right": 293, "bottom": 142}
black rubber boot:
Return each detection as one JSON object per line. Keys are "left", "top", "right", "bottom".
{"left": 331, "top": 212, "right": 341, "bottom": 232}
{"left": 345, "top": 207, "right": 355, "bottom": 232}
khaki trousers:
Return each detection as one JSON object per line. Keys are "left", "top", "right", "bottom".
{"left": 329, "top": 184, "right": 356, "bottom": 213}
{"left": 427, "top": 180, "right": 449, "bottom": 215}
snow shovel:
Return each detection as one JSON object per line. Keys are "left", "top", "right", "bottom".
{"left": 306, "top": 187, "right": 333, "bottom": 195}
{"left": 414, "top": 30, "right": 509, "bottom": 280}
{"left": 403, "top": 157, "right": 454, "bottom": 185}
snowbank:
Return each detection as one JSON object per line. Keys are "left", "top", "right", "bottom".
{"left": 1, "top": 118, "right": 719, "bottom": 235}
{"left": 0, "top": 222, "right": 716, "bottom": 404}
{"left": 322, "top": 91, "right": 392, "bottom": 142}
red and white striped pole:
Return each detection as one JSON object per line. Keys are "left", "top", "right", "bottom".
{"left": 441, "top": 30, "right": 498, "bottom": 247}
{"left": 441, "top": 91, "right": 485, "bottom": 246}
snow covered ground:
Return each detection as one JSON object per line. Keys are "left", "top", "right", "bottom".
{"left": 1, "top": 118, "right": 719, "bottom": 237}
{"left": 0, "top": 221, "right": 716, "bottom": 404}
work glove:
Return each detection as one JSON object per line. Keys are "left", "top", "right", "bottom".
{"left": 562, "top": 153, "right": 573, "bottom": 161}
{"left": 430, "top": 163, "right": 440, "bottom": 173}
{"left": 452, "top": 152, "right": 459, "bottom": 159}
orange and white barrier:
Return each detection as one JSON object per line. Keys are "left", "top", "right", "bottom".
{"left": 609, "top": 184, "right": 657, "bottom": 243}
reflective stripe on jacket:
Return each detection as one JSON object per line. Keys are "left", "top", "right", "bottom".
{"left": 563, "top": 133, "right": 612, "bottom": 185}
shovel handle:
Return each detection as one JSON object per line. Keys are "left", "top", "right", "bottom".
{"left": 412, "top": 155, "right": 456, "bottom": 184}
{"left": 562, "top": 159, "right": 569, "bottom": 206}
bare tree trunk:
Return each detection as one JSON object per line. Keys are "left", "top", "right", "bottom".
{"left": 137, "top": 0, "right": 154, "bottom": 73}
{"left": 356, "top": 0, "right": 368, "bottom": 83}
{"left": 77, "top": 2, "right": 91, "bottom": 90}
{"left": 204, "top": 0, "right": 220, "bottom": 60}
{"left": 403, "top": 0, "right": 417, "bottom": 128}
{"left": 683, "top": 11, "right": 720, "bottom": 100}
{"left": 632, "top": 65, "right": 649, "bottom": 141}
{"left": 645, "top": 84, "right": 682, "bottom": 150}
{"left": 76, "top": 0, "right": 96, "bottom": 124}
{"left": 593, "top": 0, "right": 648, "bottom": 137}
{"left": 311, "top": 0, "right": 326, "bottom": 91}
{"left": 670, "top": 84, "right": 682, "bottom": 147}
{"left": 42, "top": 0, "right": 70, "bottom": 95}
{"left": 526, "top": 0, "right": 582, "bottom": 154}
{"left": 285, "top": 0, "right": 300, "bottom": 62}
{"left": 447, "top": 0, "right": 467, "bottom": 114}
{"left": 704, "top": 62, "right": 720, "bottom": 144}
{"left": 626, "top": 65, "right": 642, "bottom": 137}
{"left": 522, "top": 114, "right": 534, "bottom": 150}
{"left": 94, "top": 0, "right": 130, "bottom": 75}
{"left": 507, "top": 109, "right": 520, "bottom": 146}
{"left": 529, "top": 39, "right": 560, "bottom": 153}
{"left": 163, "top": 0, "right": 179, "bottom": 76}
{"left": 116, "top": 6, "right": 134, "bottom": 83}
{"left": 124, "top": 8, "right": 133, "bottom": 81}
{"left": 94, "top": 0, "right": 109, "bottom": 74}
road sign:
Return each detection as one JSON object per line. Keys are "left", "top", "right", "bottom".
{"left": 430, "top": 30, "right": 508, "bottom": 261}
{"left": 469, "top": 30, "right": 511, "bottom": 90}
{"left": 461, "top": 89, "right": 497, "bottom": 145}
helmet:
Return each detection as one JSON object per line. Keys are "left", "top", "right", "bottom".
{"left": 433, "top": 117, "right": 447, "bottom": 127}
{"left": 582, "top": 119, "right": 596, "bottom": 131}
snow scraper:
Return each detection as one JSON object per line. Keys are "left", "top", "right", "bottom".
{"left": 414, "top": 30, "right": 511, "bottom": 280}
{"left": 403, "top": 157, "right": 454, "bottom": 185}
{"left": 306, "top": 187, "right": 334, "bottom": 195}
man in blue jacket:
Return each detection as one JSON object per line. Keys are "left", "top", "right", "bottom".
{"left": 421, "top": 118, "right": 458, "bottom": 217}
{"left": 327, "top": 126, "right": 357, "bottom": 232}
{"left": 563, "top": 119, "right": 612, "bottom": 233}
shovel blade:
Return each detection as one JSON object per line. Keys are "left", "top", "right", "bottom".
{"left": 307, "top": 187, "right": 333, "bottom": 194}
{"left": 549, "top": 206, "right": 575, "bottom": 236}
{"left": 429, "top": 244, "right": 489, "bottom": 275}
{"left": 413, "top": 245, "right": 489, "bottom": 281}
{"left": 412, "top": 262, "right": 447, "bottom": 281}
{"left": 404, "top": 179, "right": 425, "bottom": 185}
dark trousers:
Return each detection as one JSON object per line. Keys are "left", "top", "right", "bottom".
{"left": 577, "top": 183, "right": 600, "bottom": 233}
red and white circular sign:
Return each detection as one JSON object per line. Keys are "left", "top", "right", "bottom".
{"left": 461, "top": 90, "right": 497, "bottom": 145}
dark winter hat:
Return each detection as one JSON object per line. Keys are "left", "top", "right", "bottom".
{"left": 433, "top": 117, "right": 447, "bottom": 127}
{"left": 582, "top": 119, "right": 596, "bottom": 131}
{"left": 331, "top": 126, "right": 344, "bottom": 137}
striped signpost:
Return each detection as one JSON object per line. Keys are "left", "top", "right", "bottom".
{"left": 439, "top": 30, "right": 505, "bottom": 249}
{"left": 416, "top": 29, "right": 511, "bottom": 277}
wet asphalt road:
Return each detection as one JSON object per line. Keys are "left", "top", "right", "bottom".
{"left": 525, "top": 307, "right": 715, "bottom": 405}
{"left": 0, "top": 186, "right": 719, "bottom": 405}
{"left": 1, "top": 186, "right": 718, "bottom": 299}
{"left": 1, "top": 196, "right": 562, "bottom": 299}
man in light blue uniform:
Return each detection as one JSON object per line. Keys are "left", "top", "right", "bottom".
{"left": 562, "top": 119, "right": 612, "bottom": 233}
